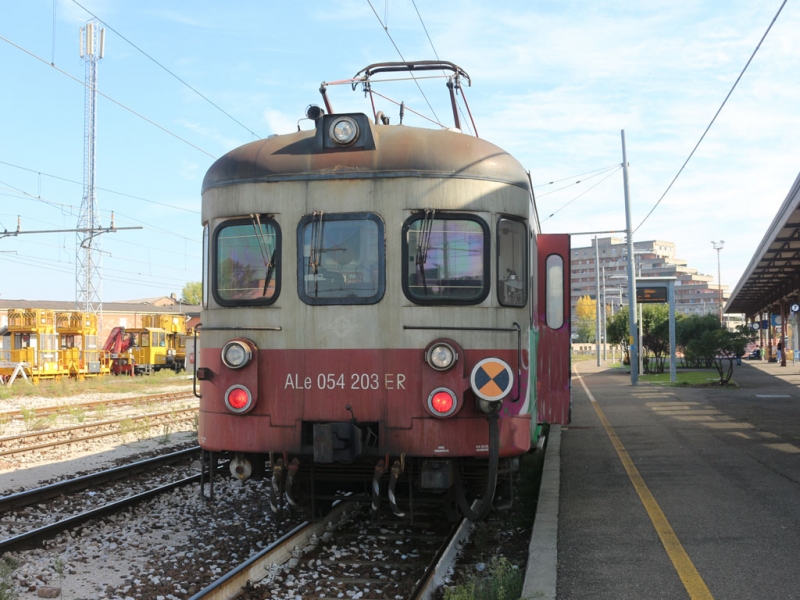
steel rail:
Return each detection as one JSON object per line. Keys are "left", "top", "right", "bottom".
{"left": 0, "top": 446, "right": 200, "bottom": 512}
{"left": 0, "top": 390, "right": 194, "bottom": 421}
{"left": 188, "top": 501, "right": 353, "bottom": 600}
{"left": 411, "top": 502, "right": 478, "bottom": 599}
{"left": 0, "top": 472, "right": 207, "bottom": 553}
{"left": 0, "top": 408, "right": 197, "bottom": 457}
{"left": 189, "top": 500, "right": 471, "bottom": 600}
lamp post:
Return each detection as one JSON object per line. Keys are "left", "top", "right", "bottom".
{"left": 711, "top": 240, "right": 725, "bottom": 323}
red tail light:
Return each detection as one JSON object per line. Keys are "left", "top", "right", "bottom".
{"left": 431, "top": 391, "right": 454, "bottom": 413}
{"left": 225, "top": 385, "right": 253, "bottom": 413}
{"left": 427, "top": 387, "right": 457, "bottom": 418}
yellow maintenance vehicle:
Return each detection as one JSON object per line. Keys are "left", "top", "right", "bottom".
{"left": 56, "top": 311, "right": 110, "bottom": 379}
{"left": 103, "top": 314, "right": 188, "bottom": 375}
{"left": 0, "top": 308, "right": 66, "bottom": 384}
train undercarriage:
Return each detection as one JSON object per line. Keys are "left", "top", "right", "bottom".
{"left": 198, "top": 449, "right": 521, "bottom": 523}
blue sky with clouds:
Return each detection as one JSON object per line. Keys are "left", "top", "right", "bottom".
{"left": 1, "top": 0, "right": 797, "bottom": 302}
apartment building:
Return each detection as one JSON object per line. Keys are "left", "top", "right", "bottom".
{"left": 570, "top": 237, "right": 730, "bottom": 335}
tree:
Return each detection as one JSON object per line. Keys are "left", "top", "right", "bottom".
{"left": 181, "top": 281, "right": 202, "bottom": 305}
{"left": 575, "top": 295, "right": 596, "bottom": 343}
{"left": 677, "top": 314, "right": 721, "bottom": 368}
{"left": 606, "top": 307, "right": 630, "bottom": 364}
{"left": 640, "top": 304, "right": 670, "bottom": 374}
{"left": 686, "top": 325, "right": 754, "bottom": 386}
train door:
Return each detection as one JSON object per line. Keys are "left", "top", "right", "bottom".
{"left": 536, "top": 234, "right": 571, "bottom": 424}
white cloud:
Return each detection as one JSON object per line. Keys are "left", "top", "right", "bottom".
{"left": 263, "top": 109, "right": 298, "bottom": 137}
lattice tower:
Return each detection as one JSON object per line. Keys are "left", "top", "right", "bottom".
{"left": 76, "top": 21, "right": 105, "bottom": 316}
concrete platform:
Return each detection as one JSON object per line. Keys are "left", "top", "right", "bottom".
{"left": 524, "top": 360, "right": 800, "bottom": 599}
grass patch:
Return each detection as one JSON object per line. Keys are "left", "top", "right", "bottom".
{"left": 0, "top": 370, "right": 189, "bottom": 401}
{"left": 571, "top": 353, "right": 598, "bottom": 362}
{"left": 444, "top": 556, "right": 523, "bottom": 600}
{"left": 0, "top": 557, "right": 18, "bottom": 600}
{"left": 639, "top": 370, "right": 734, "bottom": 387}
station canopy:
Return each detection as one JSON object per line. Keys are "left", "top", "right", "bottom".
{"left": 727, "top": 172, "right": 800, "bottom": 317}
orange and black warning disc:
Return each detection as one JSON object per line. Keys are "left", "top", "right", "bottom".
{"left": 470, "top": 357, "right": 514, "bottom": 402}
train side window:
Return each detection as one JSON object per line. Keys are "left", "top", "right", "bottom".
{"left": 545, "top": 254, "right": 564, "bottom": 329}
{"left": 213, "top": 216, "right": 281, "bottom": 306}
{"left": 497, "top": 217, "right": 527, "bottom": 307}
{"left": 297, "top": 212, "right": 385, "bottom": 305}
{"left": 402, "top": 213, "right": 490, "bottom": 305}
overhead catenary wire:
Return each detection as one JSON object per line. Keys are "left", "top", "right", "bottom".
{"left": 0, "top": 34, "right": 217, "bottom": 160}
{"left": 410, "top": 0, "right": 474, "bottom": 136}
{"left": 536, "top": 164, "right": 622, "bottom": 198}
{"left": 541, "top": 166, "right": 622, "bottom": 223}
{"left": 70, "top": 0, "right": 261, "bottom": 140}
{"left": 1, "top": 238, "right": 197, "bottom": 280}
{"left": 366, "top": 0, "right": 443, "bottom": 128}
{"left": 0, "top": 252, "right": 192, "bottom": 289}
{"left": 0, "top": 160, "right": 200, "bottom": 215}
{"left": 533, "top": 164, "right": 622, "bottom": 189}
{"left": 633, "top": 0, "right": 788, "bottom": 234}
{"left": 0, "top": 182, "right": 199, "bottom": 244}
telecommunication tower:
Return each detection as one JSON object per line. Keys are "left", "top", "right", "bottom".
{"left": 76, "top": 20, "right": 105, "bottom": 316}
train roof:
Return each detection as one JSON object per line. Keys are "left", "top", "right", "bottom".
{"left": 202, "top": 115, "right": 531, "bottom": 194}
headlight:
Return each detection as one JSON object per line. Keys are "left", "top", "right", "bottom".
{"left": 221, "top": 340, "right": 252, "bottom": 369}
{"left": 426, "top": 342, "right": 457, "bottom": 371}
{"left": 329, "top": 116, "right": 359, "bottom": 146}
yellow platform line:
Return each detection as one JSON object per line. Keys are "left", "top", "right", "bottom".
{"left": 574, "top": 367, "right": 714, "bottom": 599}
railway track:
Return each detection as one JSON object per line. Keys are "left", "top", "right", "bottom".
{"left": 0, "top": 390, "right": 194, "bottom": 421}
{"left": 0, "top": 407, "right": 197, "bottom": 457}
{"left": 0, "top": 447, "right": 212, "bottom": 552}
{"left": 189, "top": 501, "right": 478, "bottom": 600}
{"left": 0, "top": 446, "right": 200, "bottom": 512}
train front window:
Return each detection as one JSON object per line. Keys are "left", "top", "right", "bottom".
{"left": 214, "top": 216, "right": 281, "bottom": 306}
{"left": 403, "top": 212, "right": 490, "bottom": 304}
{"left": 297, "top": 212, "right": 385, "bottom": 305}
{"left": 497, "top": 217, "right": 528, "bottom": 307}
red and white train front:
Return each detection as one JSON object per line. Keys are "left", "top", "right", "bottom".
{"left": 197, "top": 67, "right": 570, "bottom": 518}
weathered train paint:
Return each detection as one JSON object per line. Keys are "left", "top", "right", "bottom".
{"left": 198, "top": 65, "right": 571, "bottom": 509}
{"left": 198, "top": 347, "right": 530, "bottom": 457}
{"left": 535, "top": 233, "right": 572, "bottom": 424}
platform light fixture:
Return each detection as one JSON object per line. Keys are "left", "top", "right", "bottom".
{"left": 711, "top": 240, "right": 725, "bottom": 322}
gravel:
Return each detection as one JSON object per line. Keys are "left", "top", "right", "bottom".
{"left": 1, "top": 386, "right": 540, "bottom": 600}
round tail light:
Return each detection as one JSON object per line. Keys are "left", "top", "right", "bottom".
{"left": 427, "top": 387, "right": 458, "bottom": 418}
{"left": 225, "top": 385, "right": 253, "bottom": 413}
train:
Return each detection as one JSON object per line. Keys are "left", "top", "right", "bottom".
{"left": 0, "top": 309, "right": 109, "bottom": 384}
{"left": 195, "top": 61, "right": 571, "bottom": 521}
{"left": 102, "top": 314, "right": 190, "bottom": 375}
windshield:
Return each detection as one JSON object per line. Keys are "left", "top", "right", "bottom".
{"left": 403, "top": 213, "right": 489, "bottom": 304}
{"left": 214, "top": 216, "right": 280, "bottom": 305}
{"left": 298, "top": 212, "right": 385, "bottom": 305}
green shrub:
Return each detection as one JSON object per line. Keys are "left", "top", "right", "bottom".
{"left": 0, "top": 558, "right": 18, "bottom": 600}
{"left": 444, "top": 556, "right": 522, "bottom": 600}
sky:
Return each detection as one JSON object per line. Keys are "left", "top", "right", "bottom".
{"left": 0, "top": 0, "right": 798, "bottom": 303}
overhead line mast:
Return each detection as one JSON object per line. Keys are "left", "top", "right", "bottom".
{"left": 76, "top": 20, "right": 104, "bottom": 318}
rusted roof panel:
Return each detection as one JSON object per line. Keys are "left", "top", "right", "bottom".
{"left": 202, "top": 119, "right": 530, "bottom": 193}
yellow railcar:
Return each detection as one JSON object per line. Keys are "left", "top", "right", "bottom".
{"left": 105, "top": 314, "right": 188, "bottom": 375}
{"left": 0, "top": 309, "right": 67, "bottom": 384}
{"left": 55, "top": 311, "right": 110, "bottom": 379}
